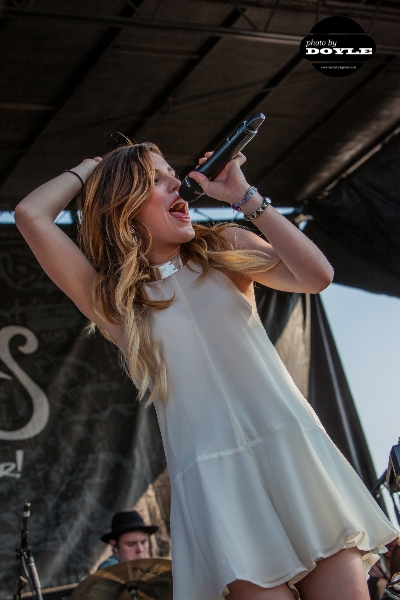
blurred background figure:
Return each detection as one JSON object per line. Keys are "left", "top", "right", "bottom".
{"left": 97, "top": 511, "right": 159, "bottom": 570}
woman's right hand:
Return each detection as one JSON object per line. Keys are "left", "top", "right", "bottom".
{"left": 70, "top": 156, "right": 102, "bottom": 184}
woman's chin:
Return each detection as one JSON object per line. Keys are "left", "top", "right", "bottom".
{"left": 177, "top": 224, "right": 195, "bottom": 242}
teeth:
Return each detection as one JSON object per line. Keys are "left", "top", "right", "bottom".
{"left": 170, "top": 199, "right": 188, "bottom": 214}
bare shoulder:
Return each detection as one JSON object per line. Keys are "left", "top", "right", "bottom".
{"left": 219, "top": 224, "right": 251, "bottom": 249}
{"left": 220, "top": 224, "right": 279, "bottom": 258}
{"left": 214, "top": 226, "right": 256, "bottom": 294}
{"left": 218, "top": 224, "right": 290, "bottom": 292}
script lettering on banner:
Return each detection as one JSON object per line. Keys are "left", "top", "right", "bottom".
{"left": 0, "top": 326, "right": 50, "bottom": 479}
{"left": 0, "top": 449, "right": 24, "bottom": 478}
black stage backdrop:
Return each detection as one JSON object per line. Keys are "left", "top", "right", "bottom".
{"left": 0, "top": 225, "right": 377, "bottom": 596}
{"left": 305, "top": 129, "right": 400, "bottom": 298}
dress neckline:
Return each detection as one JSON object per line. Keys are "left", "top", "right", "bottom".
{"left": 151, "top": 254, "right": 184, "bottom": 281}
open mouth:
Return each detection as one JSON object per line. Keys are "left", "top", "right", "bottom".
{"left": 168, "top": 198, "right": 189, "bottom": 217}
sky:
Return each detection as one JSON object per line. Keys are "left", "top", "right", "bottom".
{"left": 320, "top": 283, "right": 400, "bottom": 479}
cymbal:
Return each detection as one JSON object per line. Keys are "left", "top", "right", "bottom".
{"left": 70, "top": 558, "right": 172, "bottom": 600}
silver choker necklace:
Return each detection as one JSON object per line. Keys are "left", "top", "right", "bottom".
{"left": 151, "top": 254, "right": 184, "bottom": 281}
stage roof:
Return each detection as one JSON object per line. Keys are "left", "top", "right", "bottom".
{"left": 1, "top": 0, "right": 400, "bottom": 212}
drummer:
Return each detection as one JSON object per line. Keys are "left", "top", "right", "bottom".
{"left": 98, "top": 511, "right": 159, "bottom": 569}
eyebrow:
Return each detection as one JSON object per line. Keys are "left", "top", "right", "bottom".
{"left": 155, "top": 167, "right": 176, "bottom": 177}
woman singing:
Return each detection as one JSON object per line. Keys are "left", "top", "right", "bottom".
{"left": 15, "top": 142, "right": 398, "bottom": 600}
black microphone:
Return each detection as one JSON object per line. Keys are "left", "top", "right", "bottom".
{"left": 178, "top": 113, "right": 265, "bottom": 202}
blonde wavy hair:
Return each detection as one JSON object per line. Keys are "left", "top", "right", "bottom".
{"left": 79, "top": 141, "right": 275, "bottom": 405}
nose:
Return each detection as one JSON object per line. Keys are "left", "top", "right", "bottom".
{"left": 169, "top": 174, "right": 181, "bottom": 192}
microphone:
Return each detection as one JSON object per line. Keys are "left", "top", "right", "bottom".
{"left": 178, "top": 113, "right": 265, "bottom": 202}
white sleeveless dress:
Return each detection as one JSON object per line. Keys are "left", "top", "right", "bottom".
{"left": 146, "top": 260, "right": 398, "bottom": 600}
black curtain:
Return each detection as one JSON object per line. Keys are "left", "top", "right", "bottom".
{"left": 305, "top": 130, "right": 400, "bottom": 298}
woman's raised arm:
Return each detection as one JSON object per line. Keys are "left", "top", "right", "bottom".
{"left": 189, "top": 153, "right": 334, "bottom": 294}
{"left": 15, "top": 159, "right": 123, "bottom": 346}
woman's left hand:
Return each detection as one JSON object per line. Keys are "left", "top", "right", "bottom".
{"left": 188, "top": 152, "right": 249, "bottom": 205}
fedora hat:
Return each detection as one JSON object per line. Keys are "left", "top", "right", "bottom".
{"left": 100, "top": 511, "right": 159, "bottom": 543}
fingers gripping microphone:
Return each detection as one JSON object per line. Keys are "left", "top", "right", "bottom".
{"left": 178, "top": 113, "right": 265, "bottom": 202}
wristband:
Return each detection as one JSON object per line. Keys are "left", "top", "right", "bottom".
{"left": 62, "top": 169, "right": 84, "bottom": 189}
{"left": 243, "top": 197, "right": 272, "bottom": 221}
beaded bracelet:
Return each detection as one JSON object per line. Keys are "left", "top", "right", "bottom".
{"left": 231, "top": 186, "right": 257, "bottom": 212}
{"left": 62, "top": 169, "right": 84, "bottom": 189}
{"left": 243, "top": 196, "right": 272, "bottom": 221}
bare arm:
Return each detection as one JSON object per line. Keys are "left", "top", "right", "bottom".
{"left": 15, "top": 159, "right": 124, "bottom": 346}
{"left": 189, "top": 153, "right": 333, "bottom": 294}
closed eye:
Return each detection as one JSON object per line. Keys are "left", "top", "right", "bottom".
{"left": 154, "top": 167, "right": 176, "bottom": 181}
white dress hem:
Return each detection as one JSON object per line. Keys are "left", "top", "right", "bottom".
{"left": 220, "top": 529, "right": 396, "bottom": 600}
